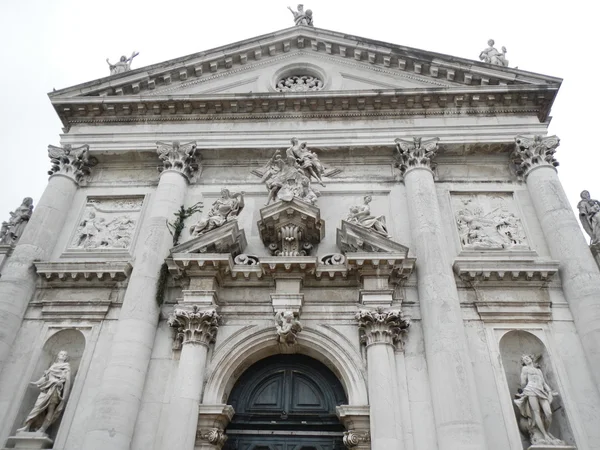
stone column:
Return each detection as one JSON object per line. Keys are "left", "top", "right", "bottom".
{"left": 0, "top": 144, "right": 95, "bottom": 368}
{"left": 82, "top": 142, "right": 200, "bottom": 450}
{"left": 356, "top": 308, "right": 409, "bottom": 450}
{"left": 514, "top": 135, "right": 600, "bottom": 386}
{"left": 395, "top": 138, "right": 487, "bottom": 450}
{"left": 161, "top": 307, "right": 220, "bottom": 450}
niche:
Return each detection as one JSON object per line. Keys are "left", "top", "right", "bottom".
{"left": 499, "top": 330, "right": 575, "bottom": 448}
{"left": 12, "top": 329, "right": 86, "bottom": 441}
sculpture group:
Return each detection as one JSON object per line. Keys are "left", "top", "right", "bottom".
{"left": 72, "top": 210, "right": 136, "bottom": 249}
{"left": 0, "top": 197, "right": 33, "bottom": 245}
{"left": 288, "top": 4, "right": 313, "bottom": 26}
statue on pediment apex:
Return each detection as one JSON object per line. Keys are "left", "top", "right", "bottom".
{"left": 189, "top": 188, "right": 244, "bottom": 236}
{"left": 346, "top": 195, "right": 389, "bottom": 237}
{"left": 288, "top": 4, "right": 313, "bottom": 26}
{"left": 578, "top": 190, "right": 600, "bottom": 245}
{"left": 106, "top": 51, "right": 139, "bottom": 75}
{"left": 479, "top": 39, "right": 509, "bottom": 67}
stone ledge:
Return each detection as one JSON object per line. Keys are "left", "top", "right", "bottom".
{"left": 34, "top": 260, "right": 132, "bottom": 282}
{"left": 453, "top": 257, "right": 559, "bottom": 282}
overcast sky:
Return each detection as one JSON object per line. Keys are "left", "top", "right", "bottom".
{"left": 0, "top": 0, "right": 595, "bottom": 239}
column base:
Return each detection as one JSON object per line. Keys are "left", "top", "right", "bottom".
{"left": 4, "top": 431, "right": 53, "bottom": 449}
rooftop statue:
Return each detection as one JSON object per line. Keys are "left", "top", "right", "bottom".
{"left": 578, "top": 190, "right": 600, "bottom": 246}
{"left": 189, "top": 188, "right": 244, "bottom": 236}
{"left": 513, "top": 354, "right": 565, "bottom": 446}
{"left": 0, "top": 197, "right": 33, "bottom": 245}
{"left": 106, "top": 51, "right": 139, "bottom": 75}
{"left": 479, "top": 39, "right": 509, "bottom": 67}
{"left": 17, "top": 351, "right": 71, "bottom": 434}
{"left": 288, "top": 4, "right": 314, "bottom": 26}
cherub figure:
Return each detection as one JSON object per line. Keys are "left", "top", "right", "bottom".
{"left": 275, "top": 311, "right": 303, "bottom": 345}
{"left": 106, "top": 51, "right": 139, "bottom": 75}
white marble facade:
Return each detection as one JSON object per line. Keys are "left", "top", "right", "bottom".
{"left": 0, "top": 25, "right": 599, "bottom": 450}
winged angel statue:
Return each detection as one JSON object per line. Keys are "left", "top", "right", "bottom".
{"left": 48, "top": 144, "right": 97, "bottom": 183}
{"left": 394, "top": 137, "right": 440, "bottom": 174}
{"left": 275, "top": 311, "right": 303, "bottom": 345}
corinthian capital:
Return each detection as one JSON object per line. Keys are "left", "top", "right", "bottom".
{"left": 355, "top": 307, "right": 410, "bottom": 347}
{"left": 168, "top": 306, "right": 220, "bottom": 348}
{"left": 156, "top": 141, "right": 200, "bottom": 182}
{"left": 48, "top": 144, "right": 97, "bottom": 184}
{"left": 513, "top": 135, "right": 560, "bottom": 178}
{"left": 394, "top": 137, "right": 440, "bottom": 176}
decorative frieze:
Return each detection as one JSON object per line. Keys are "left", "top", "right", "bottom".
{"left": 68, "top": 196, "right": 144, "bottom": 252}
{"left": 168, "top": 306, "right": 220, "bottom": 349}
{"left": 394, "top": 137, "right": 439, "bottom": 175}
{"left": 451, "top": 193, "right": 529, "bottom": 251}
{"left": 512, "top": 135, "right": 560, "bottom": 178}
{"left": 355, "top": 307, "right": 410, "bottom": 347}
{"left": 47, "top": 144, "right": 97, "bottom": 184}
{"left": 156, "top": 141, "right": 201, "bottom": 182}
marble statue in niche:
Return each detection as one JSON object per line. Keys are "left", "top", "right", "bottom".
{"left": 70, "top": 197, "right": 143, "bottom": 250}
{"left": 479, "top": 39, "right": 509, "bottom": 67}
{"left": 275, "top": 311, "right": 303, "bottom": 345}
{"left": 17, "top": 351, "right": 71, "bottom": 434}
{"left": 106, "top": 51, "right": 139, "bottom": 75}
{"left": 189, "top": 188, "right": 245, "bottom": 236}
{"left": 260, "top": 139, "right": 323, "bottom": 205}
{"left": 453, "top": 194, "right": 528, "bottom": 250}
{"left": 346, "top": 195, "right": 389, "bottom": 237}
{"left": 288, "top": 4, "right": 313, "bottom": 26}
{"left": 0, "top": 197, "right": 33, "bottom": 245}
{"left": 513, "top": 354, "right": 565, "bottom": 446}
{"left": 578, "top": 190, "right": 600, "bottom": 245}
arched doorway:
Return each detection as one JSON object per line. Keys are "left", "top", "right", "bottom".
{"left": 224, "top": 354, "right": 347, "bottom": 450}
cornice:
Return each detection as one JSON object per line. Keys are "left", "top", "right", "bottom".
{"left": 52, "top": 84, "right": 557, "bottom": 130}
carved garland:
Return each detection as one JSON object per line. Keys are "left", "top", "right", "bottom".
{"left": 275, "top": 75, "right": 324, "bottom": 92}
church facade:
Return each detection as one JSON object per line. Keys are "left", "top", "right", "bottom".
{"left": 1, "top": 23, "right": 599, "bottom": 450}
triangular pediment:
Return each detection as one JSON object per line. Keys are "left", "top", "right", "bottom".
{"left": 50, "top": 26, "right": 560, "bottom": 100}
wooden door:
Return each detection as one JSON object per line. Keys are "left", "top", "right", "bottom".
{"left": 223, "top": 355, "right": 347, "bottom": 450}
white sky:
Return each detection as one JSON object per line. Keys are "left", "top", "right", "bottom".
{"left": 0, "top": 0, "right": 596, "bottom": 234}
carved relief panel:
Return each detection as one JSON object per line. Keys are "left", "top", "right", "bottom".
{"left": 451, "top": 193, "right": 529, "bottom": 251}
{"left": 64, "top": 196, "right": 145, "bottom": 256}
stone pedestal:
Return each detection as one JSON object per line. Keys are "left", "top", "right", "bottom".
{"left": 83, "top": 168, "right": 190, "bottom": 450}
{"left": 5, "top": 432, "right": 53, "bottom": 449}
{"left": 402, "top": 150, "right": 487, "bottom": 449}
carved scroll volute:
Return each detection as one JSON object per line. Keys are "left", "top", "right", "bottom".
{"left": 168, "top": 307, "right": 220, "bottom": 349}
{"left": 394, "top": 137, "right": 439, "bottom": 176}
{"left": 355, "top": 307, "right": 410, "bottom": 348}
{"left": 156, "top": 141, "right": 200, "bottom": 182}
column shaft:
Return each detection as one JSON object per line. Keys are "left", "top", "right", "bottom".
{"left": 0, "top": 175, "right": 78, "bottom": 368}
{"left": 367, "top": 343, "right": 404, "bottom": 450}
{"left": 83, "top": 170, "right": 188, "bottom": 450}
{"left": 526, "top": 166, "right": 600, "bottom": 385}
{"left": 162, "top": 343, "right": 209, "bottom": 450}
{"left": 404, "top": 168, "right": 487, "bottom": 450}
